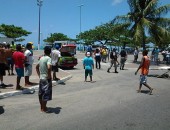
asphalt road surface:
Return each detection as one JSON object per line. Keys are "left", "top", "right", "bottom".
{"left": 0, "top": 51, "right": 170, "bottom": 130}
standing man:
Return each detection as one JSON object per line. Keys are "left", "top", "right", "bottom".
{"left": 94, "top": 48, "right": 101, "bottom": 69}
{"left": 107, "top": 48, "right": 118, "bottom": 73}
{"left": 133, "top": 47, "right": 139, "bottom": 63}
{"left": 13, "top": 44, "right": 25, "bottom": 90}
{"left": 135, "top": 50, "right": 153, "bottom": 95}
{"left": 11, "top": 41, "right": 16, "bottom": 51}
{"left": 120, "top": 49, "right": 127, "bottom": 70}
{"left": 51, "top": 45, "right": 61, "bottom": 81}
{"left": 6, "top": 43, "right": 15, "bottom": 75}
{"left": 36, "top": 46, "right": 52, "bottom": 113}
{"left": 83, "top": 52, "right": 94, "bottom": 82}
{"left": 24, "top": 43, "right": 34, "bottom": 86}
{"left": 0, "top": 43, "right": 8, "bottom": 88}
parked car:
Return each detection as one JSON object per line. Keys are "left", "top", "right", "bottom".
{"left": 58, "top": 44, "right": 78, "bottom": 68}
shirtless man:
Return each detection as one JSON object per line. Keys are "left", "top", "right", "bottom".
{"left": 5, "top": 44, "right": 14, "bottom": 75}
{"left": 0, "top": 43, "right": 8, "bottom": 88}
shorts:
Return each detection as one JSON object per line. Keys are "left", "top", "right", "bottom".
{"left": 25, "top": 64, "right": 32, "bottom": 76}
{"left": 85, "top": 69, "right": 93, "bottom": 77}
{"left": 52, "top": 65, "right": 59, "bottom": 72}
{"left": 15, "top": 68, "right": 24, "bottom": 77}
{"left": 7, "top": 58, "right": 14, "bottom": 67}
{"left": 0, "top": 63, "right": 6, "bottom": 76}
{"left": 140, "top": 75, "right": 147, "bottom": 84}
{"left": 39, "top": 79, "right": 52, "bottom": 101}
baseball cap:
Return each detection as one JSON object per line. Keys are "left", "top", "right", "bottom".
{"left": 86, "top": 52, "right": 91, "bottom": 56}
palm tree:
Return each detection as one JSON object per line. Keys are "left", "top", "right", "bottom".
{"left": 113, "top": 0, "right": 170, "bottom": 50}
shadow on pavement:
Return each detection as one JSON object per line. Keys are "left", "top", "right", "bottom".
{"left": 6, "top": 84, "right": 14, "bottom": 87}
{"left": 140, "top": 90, "right": 150, "bottom": 94}
{"left": 0, "top": 106, "right": 5, "bottom": 114}
{"left": 47, "top": 107, "right": 62, "bottom": 114}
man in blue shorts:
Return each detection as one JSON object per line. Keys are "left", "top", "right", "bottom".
{"left": 83, "top": 52, "right": 94, "bottom": 82}
{"left": 13, "top": 44, "right": 25, "bottom": 90}
{"left": 36, "top": 46, "right": 52, "bottom": 113}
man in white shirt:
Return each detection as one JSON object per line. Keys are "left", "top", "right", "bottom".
{"left": 24, "top": 43, "right": 34, "bottom": 86}
{"left": 51, "top": 45, "right": 61, "bottom": 80}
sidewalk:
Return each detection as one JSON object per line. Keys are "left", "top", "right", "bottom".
{"left": 0, "top": 64, "right": 72, "bottom": 99}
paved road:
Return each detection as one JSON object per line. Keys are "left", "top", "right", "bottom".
{"left": 0, "top": 51, "right": 170, "bottom": 130}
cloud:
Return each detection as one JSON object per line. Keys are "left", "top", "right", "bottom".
{"left": 112, "top": 0, "right": 124, "bottom": 5}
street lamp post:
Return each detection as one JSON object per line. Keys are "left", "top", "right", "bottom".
{"left": 78, "top": 4, "right": 84, "bottom": 51}
{"left": 37, "top": 0, "right": 43, "bottom": 50}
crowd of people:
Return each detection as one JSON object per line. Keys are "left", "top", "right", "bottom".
{"left": 83, "top": 46, "right": 154, "bottom": 95}
{"left": 0, "top": 42, "right": 35, "bottom": 90}
{"left": 83, "top": 46, "right": 128, "bottom": 82}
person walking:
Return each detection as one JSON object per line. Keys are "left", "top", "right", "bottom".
{"left": 12, "top": 44, "right": 25, "bottom": 90}
{"left": 107, "top": 48, "right": 118, "bottom": 73}
{"left": 135, "top": 50, "right": 153, "bottom": 95}
{"left": 36, "top": 46, "right": 52, "bottom": 113}
{"left": 120, "top": 49, "right": 127, "bottom": 70}
{"left": 83, "top": 52, "right": 94, "bottom": 82}
{"left": 51, "top": 45, "right": 61, "bottom": 81}
{"left": 94, "top": 48, "right": 101, "bottom": 69}
{"left": 24, "top": 43, "right": 34, "bottom": 86}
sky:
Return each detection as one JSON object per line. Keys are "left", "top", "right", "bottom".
{"left": 0, "top": 0, "right": 170, "bottom": 47}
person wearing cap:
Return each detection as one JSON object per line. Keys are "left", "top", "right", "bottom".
{"left": 83, "top": 51, "right": 94, "bottom": 82}
{"left": 51, "top": 45, "right": 61, "bottom": 80}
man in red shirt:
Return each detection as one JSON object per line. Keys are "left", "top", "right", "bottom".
{"left": 13, "top": 44, "right": 25, "bottom": 90}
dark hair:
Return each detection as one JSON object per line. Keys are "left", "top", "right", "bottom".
{"left": 44, "top": 46, "right": 51, "bottom": 55}
{"left": 26, "top": 43, "right": 32, "bottom": 49}
{"left": 16, "top": 44, "right": 22, "bottom": 51}
{"left": 96, "top": 48, "right": 99, "bottom": 53}
{"left": 7, "top": 43, "right": 10, "bottom": 48}
{"left": 142, "top": 50, "right": 148, "bottom": 56}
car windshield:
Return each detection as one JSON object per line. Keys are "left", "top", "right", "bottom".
{"left": 61, "top": 52, "right": 72, "bottom": 57}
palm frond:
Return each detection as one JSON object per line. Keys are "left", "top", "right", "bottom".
{"left": 153, "top": 4, "right": 170, "bottom": 17}
{"left": 143, "top": 0, "right": 158, "bottom": 16}
{"left": 112, "top": 15, "right": 131, "bottom": 24}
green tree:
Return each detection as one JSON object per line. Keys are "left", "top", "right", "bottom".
{"left": 113, "top": 0, "right": 170, "bottom": 50}
{"left": 0, "top": 24, "right": 31, "bottom": 42}
{"left": 44, "top": 33, "right": 70, "bottom": 44}
{"left": 77, "top": 23, "right": 131, "bottom": 46}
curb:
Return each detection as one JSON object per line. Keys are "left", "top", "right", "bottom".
{"left": 0, "top": 74, "right": 72, "bottom": 99}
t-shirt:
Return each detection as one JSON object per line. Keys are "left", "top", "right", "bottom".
{"left": 39, "top": 56, "right": 52, "bottom": 79}
{"left": 13, "top": 51, "right": 25, "bottom": 68}
{"left": 24, "top": 49, "right": 34, "bottom": 65}
{"left": 120, "top": 50, "right": 127, "bottom": 57}
{"left": 11, "top": 44, "right": 16, "bottom": 50}
{"left": 51, "top": 49, "right": 61, "bottom": 66}
{"left": 83, "top": 57, "right": 94, "bottom": 70}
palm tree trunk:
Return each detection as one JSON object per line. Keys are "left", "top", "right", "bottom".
{"left": 142, "top": 31, "right": 146, "bottom": 50}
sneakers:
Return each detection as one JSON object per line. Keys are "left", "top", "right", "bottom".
{"left": 115, "top": 71, "right": 119, "bottom": 73}
{"left": 107, "top": 69, "right": 110, "bottom": 73}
